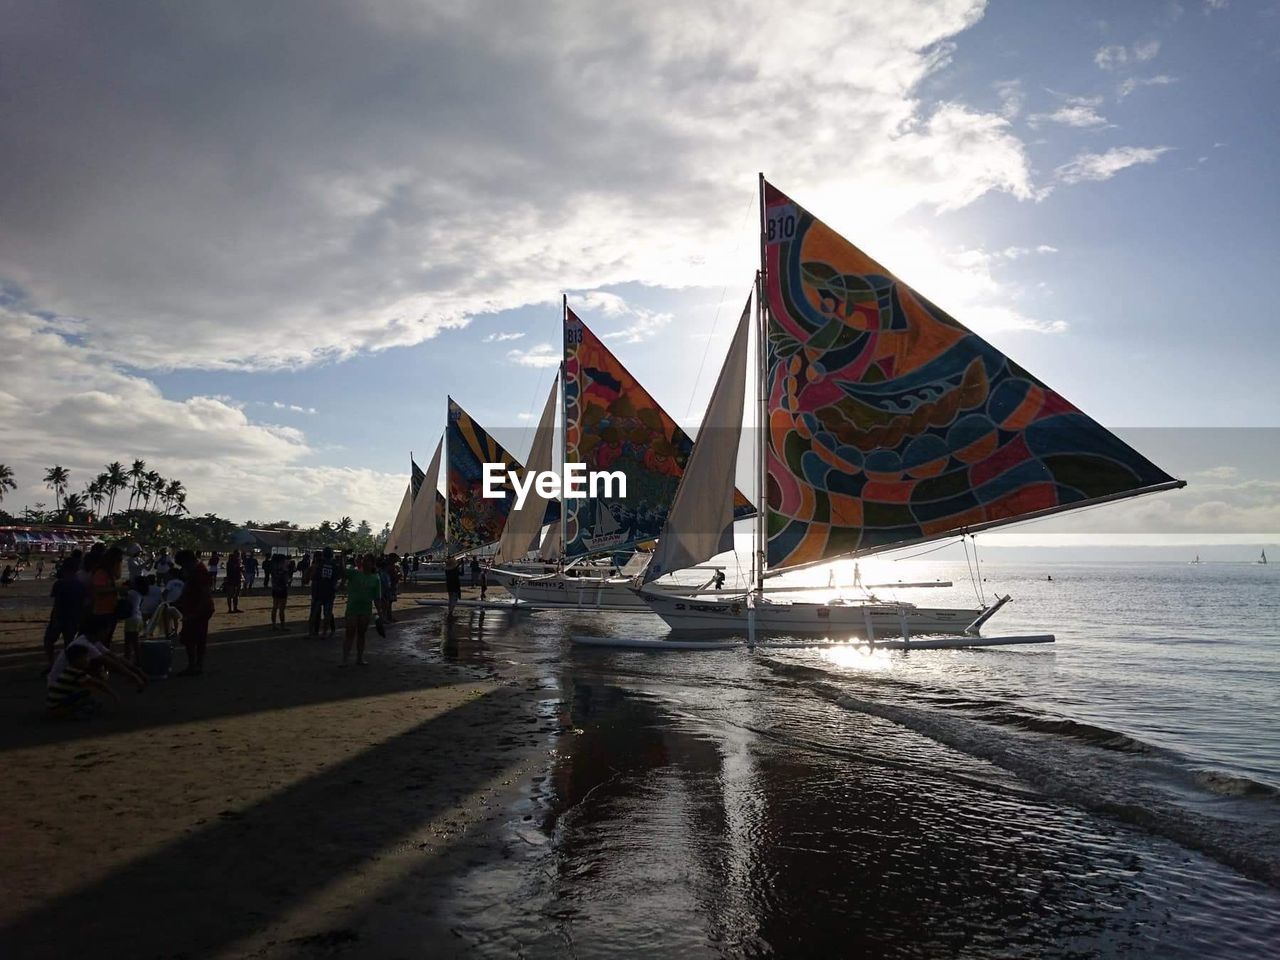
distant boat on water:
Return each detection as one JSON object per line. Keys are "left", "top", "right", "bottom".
{"left": 1190, "top": 555, "right": 1201, "bottom": 565}
{"left": 1262, "top": 550, "right": 1269, "bottom": 565}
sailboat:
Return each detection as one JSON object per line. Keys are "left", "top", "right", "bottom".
{"left": 627, "top": 177, "right": 1184, "bottom": 646}
{"left": 384, "top": 440, "right": 442, "bottom": 558}
{"left": 1261, "top": 550, "right": 1268, "bottom": 565}
{"left": 487, "top": 312, "right": 734, "bottom": 610}
{"left": 1191, "top": 555, "right": 1201, "bottom": 565}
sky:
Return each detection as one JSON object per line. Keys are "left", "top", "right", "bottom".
{"left": 1, "top": 0, "right": 1277, "bottom": 542}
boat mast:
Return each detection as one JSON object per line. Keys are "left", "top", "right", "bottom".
{"left": 560, "top": 293, "right": 568, "bottom": 565}
{"left": 408, "top": 449, "right": 414, "bottom": 559}
{"left": 443, "top": 400, "right": 451, "bottom": 557}
{"left": 755, "top": 172, "right": 767, "bottom": 598}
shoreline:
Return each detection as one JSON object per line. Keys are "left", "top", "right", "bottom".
{"left": 0, "top": 593, "right": 560, "bottom": 958}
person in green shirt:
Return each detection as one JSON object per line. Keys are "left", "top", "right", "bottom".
{"left": 342, "top": 555, "right": 381, "bottom": 666}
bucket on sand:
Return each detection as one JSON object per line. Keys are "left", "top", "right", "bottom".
{"left": 138, "top": 639, "right": 173, "bottom": 679}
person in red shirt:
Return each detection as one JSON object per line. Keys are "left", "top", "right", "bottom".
{"left": 174, "top": 549, "right": 215, "bottom": 676}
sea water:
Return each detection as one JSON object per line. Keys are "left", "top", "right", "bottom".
{"left": 407, "top": 560, "right": 1280, "bottom": 957}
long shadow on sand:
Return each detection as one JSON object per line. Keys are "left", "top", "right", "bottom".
{"left": 0, "top": 609, "right": 526, "bottom": 754}
{"left": 0, "top": 668, "right": 541, "bottom": 959}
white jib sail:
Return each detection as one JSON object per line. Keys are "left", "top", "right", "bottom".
{"left": 643, "top": 295, "right": 752, "bottom": 584}
{"left": 406, "top": 435, "right": 442, "bottom": 554}
{"left": 495, "top": 376, "right": 559, "bottom": 564}
{"left": 385, "top": 481, "right": 413, "bottom": 554}
{"left": 540, "top": 520, "right": 562, "bottom": 561}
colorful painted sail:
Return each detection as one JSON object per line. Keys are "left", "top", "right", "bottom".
{"left": 446, "top": 398, "right": 521, "bottom": 553}
{"left": 431, "top": 491, "right": 446, "bottom": 551}
{"left": 761, "top": 180, "right": 1183, "bottom": 570}
{"left": 563, "top": 307, "right": 754, "bottom": 557}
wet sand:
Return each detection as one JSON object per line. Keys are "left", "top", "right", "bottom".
{"left": 0, "top": 581, "right": 558, "bottom": 958}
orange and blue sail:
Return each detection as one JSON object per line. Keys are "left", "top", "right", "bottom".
{"left": 445, "top": 397, "right": 559, "bottom": 553}
{"left": 563, "top": 307, "right": 753, "bottom": 558}
{"left": 761, "top": 180, "right": 1182, "bottom": 570}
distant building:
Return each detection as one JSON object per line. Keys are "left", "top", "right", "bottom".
{"left": 0, "top": 524, "right": 104, "bottom": 557}
{"left": 229, "top": 527, "right": 303, "bottom": 556}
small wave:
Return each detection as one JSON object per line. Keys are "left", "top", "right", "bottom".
{"left": 1193, "top": 769, "right": 1280, "bottom": 799}
{"left": 760, "top": 657, "right": 1280, "bottom": 891}
{"left": 976, "top": 710, "right": 1158, "bottom": 754}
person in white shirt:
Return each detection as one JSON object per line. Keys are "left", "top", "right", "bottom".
{"left": 155, "top": 552, "right": 173, "bottom": 577}
{"left": 48, "top": 633, "right": 147, "bottom": 693}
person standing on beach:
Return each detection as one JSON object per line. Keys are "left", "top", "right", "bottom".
{"left": 207, "top": 552, "right": 220, "bottom": 590}
{"left": 35, "top": 558, "right": 45, "bottom": 580}
{"left": 308, "top": 547, "right": 340, "bottom": 638}
{"left": 225, "top": 550, "right": 244, "bottom": 614}
{"left": 342, "top": 555, "right": 380, "bottom": 666}
{"left": 244, "top": 552, "right": 258, "bottom": 590}
{"left": 269, "top": 553, "right": 292, "bottom": 631}
{"left": 445, "top": 555, "right": 462, "bottom": 614}
{"left": 469, "top": 556, "right": 480, "bottom": 588}
{"left": 42, "top": 558, "right": 86, "bottom": 672}
{"left": 85, "top": 546, "right": 125, "bottom": 648}
{"left": 174, "top": 549, "right": 214, "bottom": 676}
{"left": 126, "top": 544, "right": 145, "bottom": 583}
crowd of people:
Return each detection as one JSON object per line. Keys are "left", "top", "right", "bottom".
{"left": 39, "top": 543, "right": 420, "bottom": 719}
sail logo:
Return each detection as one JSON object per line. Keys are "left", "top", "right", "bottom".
{"left": 481, "top": 463, "right": 626, "bottom": 510}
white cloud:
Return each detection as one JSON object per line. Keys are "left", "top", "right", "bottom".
{"left": 482, "top": 331, "right": 526, "bottom": 342}
{"left": 994, "top": 79, "right": 1025, "bottom": 119}
{"left": 270, "top": 401, "right": 317, "bottom": 415}
{"left": 0, "top": 0, "right": 1036, "bottom": 374}
{"left": 572, "top": 291, "right": 676, "bottom": 344}
{"left": 1133, "top": 39, "right": 1161, "bottom": 62}
{"left": 1203, "top": 0, "right": 1228, "bottom": 13}
{"left": 997, "top": 245, "right": 1058, "bottom": 259}
{"left": 1055, "top": 146, "right": 1172, "bottom": 184}
{"left": 1095, "top": 45, "right": 1129, "bottom": 70}
{"left": 1118, "top": 74, "right": 1176, "bottom": 98}
{"left": 0, "top": 305, "right": 402, "bottom": 526}
{"left": 1197, "top": 465, "right": 1239, "bottom": 480}
{"left": 1095, "top": 39, "right": 1160, "bottom": 71}
{"left": 870, "top": 234, "right": 1067, "bottom": 335}
{"left": 1028, "top": 96, "right": 1109, "bottom": 129}
{"left": 507, "top": 343, "right": 560, "bottom": 368}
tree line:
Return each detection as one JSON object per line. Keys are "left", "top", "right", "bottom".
{"left": 0, "top": 462, "right": 381, "bottom": 554}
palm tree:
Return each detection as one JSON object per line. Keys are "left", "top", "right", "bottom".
{"left": 336, "top": 517, "right": 353, "bottom": 541}
{"left": 84, "top": 477, "right": 106, "bottom": 519}
{"left": 127, "top": 459, "right": 147, "bottom": 511}
{"left": 144, "top": 470, "right": 164, "bottom": 512}
{"left": 164, "top": 480, "right": 185, "bottom": 515}
{"left": 0, "top": 464, "right": 16, "bottom": 504}
{"left": 61, "top": 492, "right": 87, "bottom": 522}
{"left": 43, "top": 465, "right": 70, "bottom": 515}
{"left": 105, "top": 461, "right": 128, "bottom": 515}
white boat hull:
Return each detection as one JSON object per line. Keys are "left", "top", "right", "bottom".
{"left": 635, "top": 589, "right": 987, "bottom": 637}
{"left": 487, "top": 568, "right": 705, "bottom": 611}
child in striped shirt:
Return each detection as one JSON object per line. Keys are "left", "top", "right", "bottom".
{"left": 46, "top": 643, "right": 116, "bottom": 719}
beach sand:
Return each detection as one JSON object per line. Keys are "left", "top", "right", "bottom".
{"left": 0, "top": 577, "right": 554, "bottom": 958}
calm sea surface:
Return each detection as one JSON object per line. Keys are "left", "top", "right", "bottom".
{"left": 401, "top": 559, "right": 1280, "bottom": 957}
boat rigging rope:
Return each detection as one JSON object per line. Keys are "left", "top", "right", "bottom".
{"left": 962, "top": 536, "right": 984, "bottom": 606}
{"left": 891, "top": 537, "right": 966, "bottom": 562}
{"left": 971, "top": 534, "right": 986, "bottom": 606}
{"left": 684, "top": 192, "right": 757, "bottom": 418}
